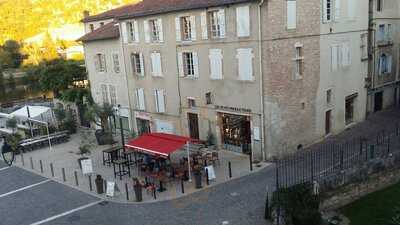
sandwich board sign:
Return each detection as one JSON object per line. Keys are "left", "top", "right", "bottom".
{"left": 204, "top": 165, "right": 216, "bottom": 180}
{"left": 106, "top": 181, "right": 115, "bottom": 197}
{"left": 81, "top": 159, "right": 93, "bottom": 175}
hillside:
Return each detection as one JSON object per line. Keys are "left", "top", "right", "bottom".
{"left": 0, "top": 0, "right": 138, "bottom": 44}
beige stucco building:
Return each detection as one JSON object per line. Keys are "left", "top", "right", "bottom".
{"left": 79, "top": 0, "right": 385, "bottom": 160}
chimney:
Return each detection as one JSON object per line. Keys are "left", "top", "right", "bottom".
{"left": 83, "top": 10, "right": 90, "bottom": 18}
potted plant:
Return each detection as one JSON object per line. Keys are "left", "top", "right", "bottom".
{"left": 193, "top": 164, "right": 203, "bottom": 189}
{"left": 84, "top": 103, "right": 114, "bottom": 145}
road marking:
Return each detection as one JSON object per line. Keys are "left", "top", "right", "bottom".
{"left": 0, "top": 179, "right": 50, "bottom": 198}
{"left": 30, "top": 200, "right": 104, "bottom": 225}
{"left": 0, "top": 166, "right": 11, "bottom": 172}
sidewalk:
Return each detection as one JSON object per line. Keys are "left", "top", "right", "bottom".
{"left": 10, "top": 132, "right": 269, "bottom": 203}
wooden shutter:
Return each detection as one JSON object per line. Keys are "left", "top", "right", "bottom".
{"left": 175, "top": 17, "right": 181, "bottom": 42}
{"left": 156, "top": 90, "right": 165, "bottom": 113}
{"left": 138, "top": 88, "right": 145, "bottom": 110}
{"left": 139, "top": 53, "right": 145, "bottom": 76}
{"left": 135, "top": 89, "right": 140, "bottom": 108}
{"left": 134, "top": 20, "right": 139, "bottom": 42}
{"left": 158, "top": 18, "right": 164, "bottom": 42}
{"left": 237, "top": 5, "right": 250, "bottom": 36}
{"left": 341, "top": 43, "right": 350, "bottom": 67}
{"left": 144, "top": 20, "right": 150, "bottom": 43}
{"left": 286, "top": 1, "right": 297, "bottom": 29}
{"left": 218, "top": 9, "right": 226, "bottom": 38}
{"left": 177, "top": 52, "right": 184, "bottom": 77}
{"left": 209, "top": 49, "right": 223, "bottom": 79}
{"left": 335, "top": 0, "right": 341, "bottom": 21}
{"left": 151, "top": 52, "right": 162, "bottom": 76}
{"left": 200, "top": 11, "right": 208, "bottom": 39}
{"left": 190, "top": 16, "right": 197, "bottom": 41}
{"left": 121, "top": 22, "right": 128, "bottom": 43}
{"left": 193, "top": 52, "right": 199, "bottom": 78}
{"left": 237, "top": 48, "right": 253, "bottom": 80}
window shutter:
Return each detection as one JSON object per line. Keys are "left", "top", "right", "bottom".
{"left": 335, "top": 0, "right": 341, "bottom": 21}
{"left": 379, "top": 56, "right": 383, "bottom": 74}
{"left": 200, "top": 11, "right": 208, "bottom": 39}
{"left": 347, "top": 0, "right": 355, "bottom": 20}
{"left": 135, "top": 89, "right": 140, "bottom": 109}
{"left": 121, "top": 22, "right": 128, "bottom": 43}
{"left": 102, "top": 54, "right": 107, "bottom": 72}
{"left": 190, "top": 16, "right": 197, "bottom": 41}
{"left": 331, "top": 45, "right": 338, "bottom": 71}
{"left": 218, "top": 9, "right": 226, "bottom": 38}
{"left": 144, "top": 20, "right": 150, "bottom": 43}
{"left": 175, "top": 17, "right": 181, "bottom": 42}
{"left": 157, "top": 90, "right": 166, "bottom": 113}
{"left": 388, "top": 55, "right": 392, "bottom": 73}
{"left": 341, "top": 43, "right": 350, "bottom": 67}
{"left": 323, "top": 0, "right": 329, "bottom": 23}
{"left": 94, "top": 55, "right": 100, "bottom": 72}
{"left": 134, "top": 20, "right": 139, "bottom": 43}
{"left": 138, "top": 88, "right": 145, "bottom": 110}
{"left": 151, "top": 52, "right": 162, "bottom": 76}
{"left": 209, "top": 49, "right": 223, "bottom": 79}
{"left": 193, "top": 52, "right": 199, "bottom": 78}
{"left": 177, "top": 52, "right": 184, "bottom": 77}
{"left": 286, "top": 1, "right": 297, "bottom": 30}
{"left": 158, "top": 18, "right": 164, "bottom": 42}
{"left": 139, "top": 53, "right": 145, "bottom": 76}
{"left": 154, "top": 90, "right": 159, "bottom": 112}
{"left": 237, "top": 6, "right": 250, "bottom": 36}
{"left": 237, "top": 48, "right": 253, "bottom": 80}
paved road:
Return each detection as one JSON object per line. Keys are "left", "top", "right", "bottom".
{"left": 0, "top": 162, "right": 274, "bottom": 225}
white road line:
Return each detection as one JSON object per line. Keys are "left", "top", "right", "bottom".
{"left": 0, "top": 166, "right": 11, "bottom": 172}
{"left": 30, "top": 200, "right": 104, "bottom": 225}
{"left": 0, "top": 179, "right": 50, "bottom": 198}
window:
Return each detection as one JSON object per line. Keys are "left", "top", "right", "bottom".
{"left": 145, "top": 19, "right": 163, "bottom": 42}
{"left": 379, "top": 53, "right": 392, "bottom": 75}
{"left": 127, "top": 21, "right": 139, "bottom": 42}
{"left": 237, "top": 48, "right": 254, "bottom": 81}
{"left": 178, "top": 52, "right": 199, "bottom": 77}
{"left": 293, "top": 44, "right": 303, "bottom": 79}
{"left": 150, "top": 52, "right": 162, "bottom": 76}
{"left": 360, "top": 33, "right": 368, "bottom": 60}
{"left": 177, "top": 16, "right": 196, "bottom": 41}
{"left": 287, "top": 0, "right": 297, "bottom": 29}
{"left": 131, "top": 53, "right": 144, "bottom": 76}
{"left": 323, "top": 0, "right": 341, "bottom": 22}
{"left": 112, "top": 53, "right": 120, "bottom": 73}
{"left": 109, "top": 85, "right": 117, "bottom": 106}
{"left": 323, "top": 0, "right": 332, "bottom": 22}
{"left": 135, "top": 88, "right": 145, "bottom": 110}
{"left": 326, "top": 89, "right": 332, "bottom": 104}
{"left": 95, "top": 53, "right": 106, "bottom": 72}
{"left": 154, "top": 89, "right": 166, "bottom": 113}
{"left": 331, "top": 42, "right": 350, "bottom": 71}
{"left": 208, "top": 10, "right": 225, "bottom": 38}
{"left": 386, "top": 24, "right": 393, "bottom": 41}
{"left": 236, "top": 5, "right": 250, "bottom": 36}
{"left": 378, "top": 24, "right": 385, "bottom": 42}
{"left": 205, "top": 92, "right": 212, "bottom": 105}
{"left": 89, "top": 24, "right": 94, "bottom": 32}
{"left": 101, "top": 84, "right": 109, "bottom": 104}
{"left": 377, "top": 0, "right": 383, "bottom": 12}
{"left": 209, "top": 49, "right": 223, "bottom": 80}
{"left": 345, "top": 94, "right": 357, "bottom": 125}
{"left": 187, "top": 97, "right": 196, "bottom": 108}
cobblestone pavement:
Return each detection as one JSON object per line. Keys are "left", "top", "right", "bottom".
{"left": 0, "top": 108, "right": 399, "bottom": 225}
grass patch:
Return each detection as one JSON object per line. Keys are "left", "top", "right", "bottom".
{"left": 340, "top": 182, "right": 400, "bottom": 225}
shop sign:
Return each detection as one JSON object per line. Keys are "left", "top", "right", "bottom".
{"left": 81, "top": 159, "right": 93, "bottom": 175}
{"left": 215, "top": 105, "right": 252, "bottom": 114}
{"left": 135, "top": 111, "right": 151, "bottom": 120}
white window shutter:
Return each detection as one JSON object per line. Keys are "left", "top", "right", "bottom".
{"left": 200, "top": 11, "right": 208, "bottom": 39}
{"left": 157, "top": 90, "right": 166, "bottom": 113}
{"left": 135, "top": 89, "right": 140, "bottom": 109}
{"left": 286, "top": 1, "right": 297, "bottom": 30}
{"left": 138, "top": 88, "right": 145, "bottom": 110}
{"left": 139, "top": 53, "right": 145, "bottom": 76}
{"left": 134, "top": 20, "right": 139, "bottom": 43}
{"left": 154, "top": 90, "right": 159, "bottom": 112}
{"left": 323, "top": 0, "right": 328, "bottom": 23}
{"left": 190, "top": 16, "right": 197, "bottom": 41}
{"left": 151, "top": 52, "right": 162, "bottom": 76}
{"left": 335, "top": 0, "right": 341, "bottom": 21}
{"left": 347, "top": 0, "right": 355, "bottom": 20}
{"left": 121, "top": 22, "right": 128, "bottom": 44}
{"left": 388, "top": 55, "right": 392, "bottom": 73}
{"left": 237, "top": 6, "right": 250, "bottom": 36}
{"left": 102, "top": 55, "right": 107, "bottom": 72}
{"left": 94, "top": 55, "right": 100, "bottom": 72}
{"left": 144, "top": 20, "right": 150, "bottom": 43}
{"left": 331, "top": 45, "right": 338, "bottom": 71}
{"left": 218, "top": 9, "right": 226, "bottom": 38}
{"left": 175, "top": 17, "right": 181, "bottom": 42}
{"left": 193, "top": 52, "right": 199, "bottom": 78}
{"left": 341, "top": 43, "right": 350, "bottom": 67}
{"left": 158, "top": 18, "right": 164, "bottom": 42}
{"left": 177, "top": 52, "right": 184, "bottom": 77}
{"left": 209, "top": 49, "right": 223, "bottom": 79}
{"left": 237, "top": 48, "right": 253, "bottom": 80}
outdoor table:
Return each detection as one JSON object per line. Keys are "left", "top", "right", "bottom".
{"left": 122, "top": 149, "right": 136, "bottom": 166}
{"left": 103, "top": 146, "right": 122, "bottom": 166}
{"left": 112, "top": 159, "right": 131, "bottom": 180}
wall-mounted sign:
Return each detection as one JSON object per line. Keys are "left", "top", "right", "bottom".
{"left": 215, "top": 105, "right": 252, "bottom": 114}
{"left": 135, "top": 111, "right": 151, "bottom": 120}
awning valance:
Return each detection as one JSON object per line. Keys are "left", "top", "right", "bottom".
{"left": 125, "top": 133, "right": 201, "bottom": 158}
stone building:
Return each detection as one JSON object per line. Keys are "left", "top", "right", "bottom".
{"left": 79, "top": 0, "right": 377, "bottom": 160}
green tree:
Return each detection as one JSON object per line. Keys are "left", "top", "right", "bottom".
{"left": 2, "top": 40, "right": 24, "bottom": 68}
{"left": 84, "top": 103, "right": 114, "bottom": 132}
{"left": 0, "top": 67, "right": 5, "bottom": 96}
{"left": 7, "top": 73, "right": 16, "bottom": 90}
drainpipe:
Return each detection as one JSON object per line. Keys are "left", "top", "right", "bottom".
{"left": 258, "top": 0, "right": 266, "bottom": 161}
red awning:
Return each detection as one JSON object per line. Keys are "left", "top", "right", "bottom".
{"left": 125, "top": 133, "right": 201, "bottom": 158}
